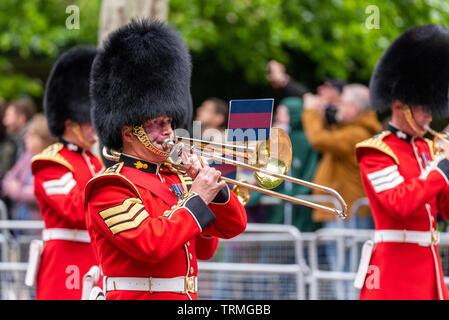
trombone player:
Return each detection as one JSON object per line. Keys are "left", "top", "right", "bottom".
{"left": 85, "top": 19, "right": 247, "bottom": 300}
{"left": 355, "top": 24, "right": 449, "bottom": 300}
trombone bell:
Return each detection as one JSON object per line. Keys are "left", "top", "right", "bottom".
{"left": 253, "top": 128, "right": 292, "bottom": 189}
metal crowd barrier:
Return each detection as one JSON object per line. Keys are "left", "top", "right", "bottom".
{"left": 197, "top": 223, "right": 306, "bottom": 300}
{"left": 0, "top": 219, "right": 43, "bottom": 299}
{"left": 301, "top": 228, "right": 449, "bottom": 300}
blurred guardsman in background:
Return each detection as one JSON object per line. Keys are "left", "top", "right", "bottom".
{"left": 85, "top": 19, "right": 247, "bottom": 300}
{"left": 28, "top": 46, "right": 103, "bottom": 299}
{"left": 355, "top": 24, "right": 449, "bottom": 300}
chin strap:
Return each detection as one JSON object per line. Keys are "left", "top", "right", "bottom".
{"left": 71, "top": 123, "right": 95, "bottom": 149}
{"left": 102, "top": 146, "right": 121, "bottom": 162}
{"left": 132, "top": 126, "right": 171, "bottom": 158}
{"left": 400, "top": 104, "right": 427, "bottom": 136}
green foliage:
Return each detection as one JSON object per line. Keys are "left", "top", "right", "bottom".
{"left": 0, "top": 0, "right": 100, "bottom": 101}
{"left": 169, "top": 0, "right": 449, "bottom": 87}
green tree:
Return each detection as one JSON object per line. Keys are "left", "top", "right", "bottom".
{"left": 0, "top": 0, "right": 99, "bottom": 102}
{"left": 170, "top": 0, "right": 449, "bottom": 88}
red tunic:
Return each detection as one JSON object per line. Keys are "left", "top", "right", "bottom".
{"left": 356, "top": 126, "right": 449, "bottom": 300}
{"left": 31, "top": 142, "right": 103, "bottom": 300}
{"left": 84, "top": 155, "right": 247, "bottom": 300}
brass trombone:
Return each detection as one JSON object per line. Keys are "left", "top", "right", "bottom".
{"left": 164, "top": 128, "right": 348, "bottom": 219}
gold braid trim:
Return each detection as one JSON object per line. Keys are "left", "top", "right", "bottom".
{"left": 88, "top": 162, "right": 143, "bottom": 200}
{"left": 31, "top": 143, "right": 74, "bottom": 171}
{"left": 132, "top": 126, "right": 170, "bottom": 158}
{"left": 355, "top": 131, "right": 399, "bottom": 164}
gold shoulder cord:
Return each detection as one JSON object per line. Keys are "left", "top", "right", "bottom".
{"left": 132, "top": 126, "right": 171, "bottom": 158}
{"left": 93, "top": 161, "right": 143, "bottom": 200}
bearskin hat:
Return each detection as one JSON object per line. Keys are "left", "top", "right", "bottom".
{"left": 44, "top": 45, "right": 97, "bottom": 137}
{"left": 90, "top": 19, "right": 192, "bottom": 150}
{"left": 369, "top": 24, "right": 449, "bottom": 116}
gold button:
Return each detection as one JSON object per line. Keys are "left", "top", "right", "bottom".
{"left": 189, "top": 253, "right": 193, "bottom": 260}
{"left": 186, "top": 241, "right": 190, "bottom": 246}
{"left": 190, "top": 267, "right": 194, "bottom": 274}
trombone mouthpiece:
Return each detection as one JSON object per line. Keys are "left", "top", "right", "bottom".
{"left": 423, "top": 124, "right": 438, "bottom": 135}
{"left": 163, "top": 139, "right": 175, "bottom": 149}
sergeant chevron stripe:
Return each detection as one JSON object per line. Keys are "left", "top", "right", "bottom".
{"left": 43, "top": 172, "right": 77, "bottom": 196}
{"left": 367, "top": 165, "right": 404, "bottom": 193}
{"left": 98, "top": 198, "right": 149, "bottom": 235}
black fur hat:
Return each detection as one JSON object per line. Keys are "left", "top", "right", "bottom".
{"left": 44, "top": 45, "right": 97, "bottom": 137}
{"left": 90, "top": 19, "right": 192, "bottom": 150}
{"left": 369, "top": 24, "right": 449, "bottom": 116}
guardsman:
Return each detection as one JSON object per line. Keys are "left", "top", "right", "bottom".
{"left": 354, "top": 24, "right": 449, "bottom": 300}
{"left": 85, "top": 19, "right": 247, "bottom": 300}
{"left": 30, "top": 46, "right": 103, "bottom": 299}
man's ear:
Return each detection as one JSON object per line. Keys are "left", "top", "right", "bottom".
{"left": 65, "top": 119, "right": 75, "bottom": 128}
{"left": 121, "top": 126, "right": 134, "bottom": 144}
{"left": 63, "top": 119, "right": 73, "bottom": 134}
{"left": 391, "top": 100, "right": 403, "bottom": 112}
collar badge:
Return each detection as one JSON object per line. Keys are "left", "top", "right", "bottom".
{"left": 134, "top": 161, "right": 149, "bottom": 170}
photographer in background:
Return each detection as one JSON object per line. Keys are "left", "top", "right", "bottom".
{"left": 318, "top": 78, "right": 346, "bottom": 126}
{"left": 303, "top": 84, "right": 381, "bottom": 225}
{"left": 302, "top": 84, "right": 382, "bottom": 299}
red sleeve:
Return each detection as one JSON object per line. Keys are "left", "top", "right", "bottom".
{"left": 195, "top": 235, "right": 219, "bottom": 261}
{"left": 201, "top": 185, "right": 247, "bottom": 239}
{"left": 359, "top": 148, "right": 449, "bottom": 219}
{"left": 87, "top": 177, "right": 216, "bottom": 263}
{"left": 33, "top": 162, "right": 86, "bottom": 227}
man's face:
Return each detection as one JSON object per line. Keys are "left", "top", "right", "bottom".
{"left": 274, "top": 105, "right": 290, "bottom": 126}
{"left": 142, "top": 116, "right": 174, "bottom": 152}
{"left": 317, "top": 82, "right": 341, "bottom": 105}
{"left": 3, "top": 106, "right": 25, "bottom": 135}
{"left": 336, "top": 90, "right": 360, "bottom": 123}
{"left": 195, "top": 101, "right": 217, "bottom": 128}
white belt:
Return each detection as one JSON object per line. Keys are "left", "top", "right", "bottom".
{"left": 42, "top": 228, "right": 91, "bottom": 243}
{"left": 354, "top": 229, "right": 439, "bottom": 289}
{"left": 374, "top": 229, "right": 439, "bottom": 246}
{"left": 103, "top": 276, "right": 198, "bottom": 294}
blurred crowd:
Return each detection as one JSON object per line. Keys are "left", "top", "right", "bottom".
{"left": 0, "top": 98, "right": 56, "bottom": 227}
